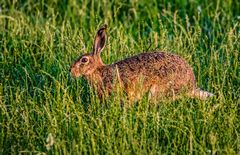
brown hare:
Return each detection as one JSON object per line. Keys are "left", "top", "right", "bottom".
{"left": 70, "top": 24, "right": 213, "bottom": 102}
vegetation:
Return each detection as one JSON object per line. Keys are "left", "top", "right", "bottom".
{"left": 0, "top": 0, "right": 239, "bottom": 154}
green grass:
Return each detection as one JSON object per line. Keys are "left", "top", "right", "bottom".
{"left": 0, "top": 0, "right": 239, "bottom": 154}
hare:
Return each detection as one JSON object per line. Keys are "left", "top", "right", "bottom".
{"left": 70, "top": 24, "right": 214, "bottom": 102}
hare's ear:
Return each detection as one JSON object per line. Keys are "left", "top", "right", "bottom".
{"left": 92, "top": 24, "right": 107, "bottom": 56}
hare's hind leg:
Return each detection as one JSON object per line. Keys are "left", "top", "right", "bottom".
{"left": 148, "top": 84, "right": 169, "bottom": 103}
{"left": 148, "top": 84, "right": 187, "bottom": 103}
{"left": 148, "top": 85, "right": 158, "bottom": 103}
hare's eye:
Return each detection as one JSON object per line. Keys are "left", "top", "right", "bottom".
{"left": 81, "top": 57, "right": 89, "bottom": 64}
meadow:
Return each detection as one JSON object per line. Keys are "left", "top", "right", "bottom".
{"left": 0, "top": 0, "right": 239, "bottom": 154}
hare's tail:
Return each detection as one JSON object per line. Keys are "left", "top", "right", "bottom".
{"left": 188, "top": 88, "right": 214, "bottom": 100}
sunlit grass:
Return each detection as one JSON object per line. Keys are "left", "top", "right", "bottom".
{"left": 0, "top": 0, "right": 239, "bottom": 154}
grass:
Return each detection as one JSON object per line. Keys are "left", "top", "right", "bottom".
{"left": 0, "top": 0, "right": 239, "bottom": 154}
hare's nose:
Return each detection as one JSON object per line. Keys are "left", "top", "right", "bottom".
{"left": 69, "top": 64, "right": 74, "bottom": 72}
{"left": 69, "top": 66, "right": 74, "bottom": 75}
{"left": 69, "top": 68, "right": 74, "bottom": 77}
{"left": 70, "top": 67, "right": 75, "bottom": 74}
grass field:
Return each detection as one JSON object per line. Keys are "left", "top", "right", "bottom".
{"left": 0, "top": 0, "right": 239, "bottom": 154}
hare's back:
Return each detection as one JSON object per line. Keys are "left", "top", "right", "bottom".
{"left": 115, "top": 52, "right": 192, "bottom": 75}
{"left": 114, "top": 52, "right": 195, "bottom": 90}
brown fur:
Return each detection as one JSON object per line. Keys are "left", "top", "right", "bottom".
{"left": 70, "top": 25, "right": 213, "bottom": 102}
